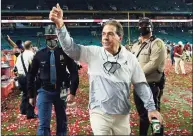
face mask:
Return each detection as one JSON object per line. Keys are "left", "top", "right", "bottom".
{"left": 14, "top": 52, "right": 20, "bottom": 57}
{"left": 46, "top": 40, "right": 58, "bottom": 49}
{"left": 139, "top": 27, "right": 151, "bottom": 36}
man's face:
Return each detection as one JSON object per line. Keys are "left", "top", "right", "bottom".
{"left": 45, "top": 35, "right": 58, "bottom": 49}
{"left": 138, "top": 22, "right": 152, "bottom": 36}
{"left": 102, "top": 25, "right": 121, "bottom": 51}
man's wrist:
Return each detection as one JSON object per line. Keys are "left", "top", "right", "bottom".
{"left": 56, "top": 20, "right": 64, "bottom": 29}
{"left": 147, "top": 106, "right": 156, "bottom": 112}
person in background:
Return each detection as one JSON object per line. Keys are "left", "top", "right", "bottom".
{"left": 131, "top": 17, "right": 166, "bottom": 136}
{"left": 27, "top": 24, "right": 79, "bottom": 135}
{"left": 170, "top": 42, "right": 175, "bottom": 65}
{"left": 7, "top": 35, "right": 24, "bottom": 57}
{"left": 174, "top": 41, "right": 186, "bottom": 75}
{"left": 15, "top": 41, "right": 37, "bottom": 119}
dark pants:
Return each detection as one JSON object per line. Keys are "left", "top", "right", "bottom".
{"left": 37, "top": 88, "right": 67, "bottom": 136}
{"left": 157, "top": 89, "right": 163, "bottom": 112}
{"left": 18, "top": 75, "right": 35, "bottom": 117}
{"left": 157, "top": 73, "right": 166, "bottom": 112}
{"left": 134, "top": 83, "right": 164, "bottom": 136}
{"left": 170, "top": 54, "right": 175, "bottom": 65}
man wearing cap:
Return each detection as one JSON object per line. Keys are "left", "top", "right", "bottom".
{"left": 27, "top": 24, "right": 79, "bottom": 135}
{"left": 15, "top": 41, "right": 37, "bottom": 119}
{"left": 174, "top": 41, "right": 186, "bottom": 74}
{"left": 131, "top": 17, "right": 166, "bottom": 136}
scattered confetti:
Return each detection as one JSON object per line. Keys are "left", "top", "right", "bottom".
{"left": 1, "top": 60, "right": 192, "bottom": 135}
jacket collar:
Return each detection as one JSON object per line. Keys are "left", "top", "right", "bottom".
{"left": 46, "top": 46, "right": 59, "bottom": 53}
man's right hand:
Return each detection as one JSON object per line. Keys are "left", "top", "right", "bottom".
{"left": 29, "top": 98, "right": 36, "bottom": 107}
{"left": 49, "top": 3, "right": 64, "bottom": 29}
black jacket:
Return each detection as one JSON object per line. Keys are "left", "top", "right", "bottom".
{"left": 27, "top": 46, "right": 79, "bottom": 98}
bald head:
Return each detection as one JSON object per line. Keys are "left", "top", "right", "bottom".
{"left": 24, "top": 41, "right": 32, "bottom": 50}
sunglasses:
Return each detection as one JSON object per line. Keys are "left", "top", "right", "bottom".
{"left": 103, "top": 50, "right": 121, "bottom": 74}
{"left": 103, "top": 61, "right": 121, "bottom": 74}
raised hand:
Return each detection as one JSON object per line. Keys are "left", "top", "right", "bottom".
{"left": 49, "top": 3, "right": 64, "bottom": 28}
{"left": 7, "top": 35, "right": 11, "bottom": 40}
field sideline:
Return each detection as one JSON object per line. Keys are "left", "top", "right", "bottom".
{"left": 1, "top": 59, "right": 192, "bottom": 135}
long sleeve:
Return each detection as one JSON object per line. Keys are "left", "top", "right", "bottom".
{"left": 131, "top": 56, "right": 156, "bottom": 111}
{"left": 134, "top": 83, "right": 156, "bottom": 111}
{"left": 56, "top": 25, "right": 99, "bottom": 64}
{"left": 27, "top": 54, "right": 40, "bottom": 98}
{"left": 66, "top": 56, "right": 79, "bottom": 96}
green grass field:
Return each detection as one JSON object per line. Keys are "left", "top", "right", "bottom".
{"left": 1, "top": 59, "right": 192, "bottom": 135}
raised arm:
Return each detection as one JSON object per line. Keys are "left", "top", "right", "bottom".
{"left": 7, "top": 35, "right": 17, "bottom": 48}
{"left": 49, "top": 3, "right": 98, "bottom": 63}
